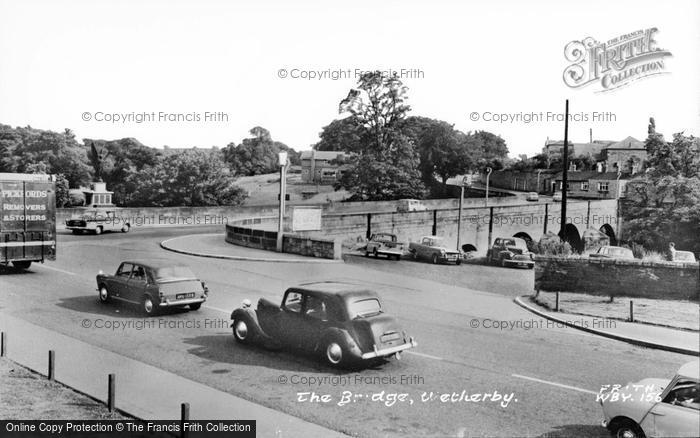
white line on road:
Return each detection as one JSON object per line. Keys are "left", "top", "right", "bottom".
{"left": 511, "top": 373, "right": 597, "bottom": 395}
{"left": 204, "top": 305, "right": 232, "bottom": 314}
{"left": 405, "top": 351, "right": 444, "bottom": 361}
{"left": 35, "top": 264, "right": 77, "bottom": 276}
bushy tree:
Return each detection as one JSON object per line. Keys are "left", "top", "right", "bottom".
{"left": 124, "top": 150, "right": 246, "bottom": 207}
{"left": 222, "top": 127, "right": 299, "bottom": 176}
{"left": 623, "top": 118, "right": 700, "bottom": 255}
{"left": 334, "top": 71, "right": 426, "bottom": 201}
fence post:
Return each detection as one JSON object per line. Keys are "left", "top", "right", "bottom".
{"left": 181, "top": 402, "right": 190, "bottom": 438}
{"left": 108, "top": 374, "right": 116, "bottom": 412}
{"left": 48, "top": 350, "right": 55, "bottom": 381}
{"left": 1, "top": 332, "right": 5, "bottom": 357}
{"left": 629, "top": 300, "right": 634, "bottom": 323}
{"left": 555, "top": 291, "right": 560, "bottom": 312}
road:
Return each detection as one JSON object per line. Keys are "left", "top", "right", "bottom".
{"left": 0, "top": 226, "right": 691, "bottom": 437}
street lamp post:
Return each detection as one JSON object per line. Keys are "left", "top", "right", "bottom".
{"left": 456, "top": 175, "right": 471, "bottom": 251}
{"left": 536, "top": 169, "right": 543, "bottom": 194}
{"left": 485, "top": 167, "right": 493, "bottom": 206}
{"left": 276, "top": 151, "right": 288, "bottom": 252}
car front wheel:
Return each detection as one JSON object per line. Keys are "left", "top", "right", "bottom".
{"left": 189, "top": 303, "right": 201, "bottom": 311}
{"left": 98, "top": 286, "right": 110, "bottom": 303}
{"left": 142, "top": 296, "right": 157, "bottom": 316}
{"left": 233, "top": 319, "right": 249, "bottom": 343}
{"left": 611, "top": 419, "right": 645, "bottom": 438}
{"left": 94, "top": 226, "right": 103, "bottom": 235}
{"left": 121, "top": 224, "right": 130, "bottom": 233}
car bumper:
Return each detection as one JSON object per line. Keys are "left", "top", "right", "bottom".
{"left": 159, "top": 297, "right": 206, "bottom": 307}
{"left": 361, "top": 338, "right": 417, "bottom": 359}
{"left": 503, "top": 258, "right": 534, "bottom": 268}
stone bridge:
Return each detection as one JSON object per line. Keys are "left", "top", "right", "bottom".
{"left": 304, "top": 199, "right": 620, "bottom": 254}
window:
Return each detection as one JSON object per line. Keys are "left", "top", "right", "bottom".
{"left": 132, "top": 266, "right": 147, "bottom": 281}
{"left": 347, "top": 298, "right": 382, "bottom": 319}
{"left": 581, "top": 182, "right": 589, "bottom": 191}
{"left": 304, "top": 295, "right": 327, "bottom": 320}
{"left": 117, "top": 263, "right": 133, "bottom": 277}
{"left": 663, "top": 380, "right": 699, "bottom": 410}
{"left": 598, "top": 182, "right": 609, "bottom": 192}
{"left": 284, "top": 292, "right": 303, "bottom": 313}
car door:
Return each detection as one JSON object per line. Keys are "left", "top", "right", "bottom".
{"left": 298, "top": 295, "right": 331, "bottom": 351}
{"left": 276, "top": 291, "right": 307, "bottom": 349}
{"left": 126, "top": 264, "right": 149, "bottom": 304}
{"left": 641, "top": 378, "right": 699, "bottom": 437}
{"left": 419, "top": 237, "right": 431, "bottom": 260}
{"left": 110, "top": 263, "right": 133, "bottom": 298}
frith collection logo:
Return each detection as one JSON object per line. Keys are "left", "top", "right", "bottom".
{"left": 563, "top": 28, "right": 672, "bottom": 92}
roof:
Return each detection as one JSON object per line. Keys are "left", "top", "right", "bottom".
{"left": 293, "top": 281, "right": 377, "bottom": 299}
{"left": 121, "top": 259, "right": 188, "bottom": 269}
{"left": 678, "top": 360, "right": 700, "bottom": 379}
{"left": 606, "top": 136, "right": 645, "bottom": 150}
{"left": 300, "top": 150, "right": 346, "bottom": 160}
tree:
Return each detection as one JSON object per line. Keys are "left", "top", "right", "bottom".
{"left": 623, "top": 121, "right": 700, "bottom": 255}
{"left": 313, "top": 116, "right": 364, "bottom": 152}
{"left": 125, "top": 150, "right": 246, "bottom": 207}
{"left": 334, "top": 71, "right": 426, "bottom": 200}
{"left": 222, "top": 127, "right": 299, "bottom": 176}
{"left": 472, "top": 131, "right": 509, "bottom": 161}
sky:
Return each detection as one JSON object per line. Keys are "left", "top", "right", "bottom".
{"left": 0, "top": 0, "right": 698, "bottom": 157}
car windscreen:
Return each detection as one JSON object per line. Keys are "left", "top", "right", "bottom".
{"left": 348, "top": 298, "right": 382, "bottom": 318}
{"left": 153, "top": 265, "right": 196, "bottom": 281}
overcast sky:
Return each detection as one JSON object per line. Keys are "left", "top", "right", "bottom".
{"left": 0, "top": 0, "right": 698, "bottom": 157}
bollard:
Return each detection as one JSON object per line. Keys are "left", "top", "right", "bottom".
{"left": 1, "top": 332, "right": 5, "bottom": 357}
{"left": 555, "top": 291, "right": 560, "bottom": 312}
{"left": 181, "top": 402, "right": 190, "bottom": 438}
{"left": 48, "top": 350, "right": 55, "bottom": 381}
{"left": 629, "top": 300, "right": 634, "bottom": 323}
{"left": 108, "top": 374, "right": 116, "bottom": 412}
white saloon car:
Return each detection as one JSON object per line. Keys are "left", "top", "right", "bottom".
{"left": 600, "top": 360, "right": 699, "bottom": 438}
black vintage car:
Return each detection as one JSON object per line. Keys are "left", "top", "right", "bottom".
{"left": 230, "top": 282, "right": 416, "bottom": 367}
{"left": 96, "top": 259, "right": 208, "bottom": 315}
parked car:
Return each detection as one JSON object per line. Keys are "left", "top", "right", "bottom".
{"left": 600, "top": 360, "right": 699, "bottom": 438}
{"left": 552, "top": 192, "right": 562, "bottom": 202}
{"left": 365, "top": 233, "right": 404, "bottom": 260}
{"left": 230, "top": 281, "right": 417, "bottom": 367}
{"left": 589, "top": 246, "right": 634, "bottom": 260}
{"left": 487, "top": 237, "right": 534, "bottom": 268}
{"left": 671, "top": 250, "right": 697, "bottom": 263}
{"left": 66, "top": 209, "right": 130, "bottom": 235}
{"left": 409, "top": 236, "right": 462, "bottom": 265}
{"left": 526, "top": 192, "right": 539, "bottom": 202}
{"left": 96, "top": 259, "right": 208, "bottom": 315}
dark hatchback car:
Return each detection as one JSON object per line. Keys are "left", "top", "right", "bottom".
{"left": 230, "top": 282, "right": 416, "bottom": 367}
{"left": 96, "top": 259, "right": 208, "bottom": 315}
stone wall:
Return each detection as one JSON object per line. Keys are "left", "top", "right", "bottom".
{"left": 534, "top": 256, "right": 700, "bottom": 301}
{"left": 225, "top": 219, "right": 340, "bottom": 260}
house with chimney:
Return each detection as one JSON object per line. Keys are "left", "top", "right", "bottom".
{"left": 300, "top": 150, "right": 348, "bottom": 184}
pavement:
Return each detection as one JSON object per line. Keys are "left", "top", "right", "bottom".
{"left": 160, "top": 233, "right": 342, "bottom": 263}
{"left": 0, "top": 313, "right": 346, "bottom": 438}
{"left": 515, "top": 295, "right": 700, "bottom": 356}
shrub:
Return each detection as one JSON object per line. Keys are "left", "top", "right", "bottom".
{"left": 536, "top": 232, "right": 573, "bottom": 256}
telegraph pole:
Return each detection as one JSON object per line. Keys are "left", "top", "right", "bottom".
{"left": 560, "top": 99, "right": 569, "bottom": 238}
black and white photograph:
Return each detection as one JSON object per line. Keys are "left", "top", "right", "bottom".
{"left": 0, "top": 1, "right": 698, "bottom": 437}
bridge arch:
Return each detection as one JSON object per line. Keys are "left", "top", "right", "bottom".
{"left": 513, "top": 232, "right": 533, "bottom": 243}
{"left": 599, "top": 224, "right": 617, "bottom": 246}
{"left": 559, "top": 223, "right": 583, "bottom": 253}
{"left": 461, "top": 243, "right": 477, "bottom": 253}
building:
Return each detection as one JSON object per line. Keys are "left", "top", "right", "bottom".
{"left": 543, "top": 138, "right": 615, "bottom": 160}
{"left": 300, "top": 150, "right": 347, "bottom": 184}
{"left": 600, "top": 136, "right": 647, "bottom": 173}
{"left": 553, "top": 171, "right": 632, "bottom": 199}
{"left": 488, "top": 169, "right": 558, "bottom": 194}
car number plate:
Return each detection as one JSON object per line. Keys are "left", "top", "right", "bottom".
{"left": 176, "top": 293, "right": 195, "bottom": 300}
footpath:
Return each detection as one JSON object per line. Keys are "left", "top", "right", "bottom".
{"left": 516, "top": 294, "right": 699, "bottom": 356}
{"left": 0, "top": 313, "right": 346, "bottom": 437}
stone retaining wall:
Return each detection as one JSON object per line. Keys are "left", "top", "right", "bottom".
{"left": 534, "top": 256, "right": 700, "bottom": 301}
